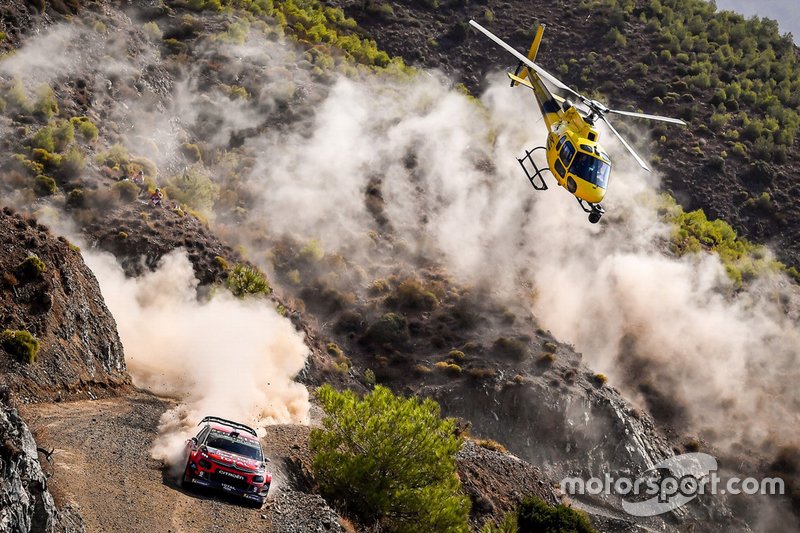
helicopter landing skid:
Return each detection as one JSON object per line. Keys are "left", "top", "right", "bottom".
{"left": 577, "top": 198, "right": 605, "bottom": 224}
{"left": 517, "top": 146, "right": 549, "bottom": 191}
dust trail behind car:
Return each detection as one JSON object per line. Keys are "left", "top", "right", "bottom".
{"left": 83, "top": 249, "right": 311, "bottom": 478}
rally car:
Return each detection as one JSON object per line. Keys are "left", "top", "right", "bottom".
{"left": 182, "top": 416, "right": 271, "bottom": 506}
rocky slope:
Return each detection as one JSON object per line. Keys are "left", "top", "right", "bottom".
{"left": 0, "top": 208, "right": 130, "bottom": 404}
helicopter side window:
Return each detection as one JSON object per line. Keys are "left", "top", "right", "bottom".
{"left": 560, "top": 141, "right": 576, "bottom": 167}
{"left": 554, "top": 158, "right": 566, "bottom": 178}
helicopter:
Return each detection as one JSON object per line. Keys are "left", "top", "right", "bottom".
{"left": 469, "top": 20, "right": 686, "bottom": 223}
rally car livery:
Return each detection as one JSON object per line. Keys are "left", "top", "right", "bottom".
{"left": 182, "top": 416, "right": 271, "bottom": 506}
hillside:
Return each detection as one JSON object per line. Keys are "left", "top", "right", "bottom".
{"left": 0, "top": 0, "right": 798, "bottom": 531}
{"left": 331, "top": 0, "right": 800, "bottom": 267}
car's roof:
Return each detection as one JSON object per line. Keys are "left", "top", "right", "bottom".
{"left": 207, "top": 422, "right": 260, "bottom": 444}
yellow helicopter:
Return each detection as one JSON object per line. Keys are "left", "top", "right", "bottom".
{"left": 470, "top": 20, "right": 686, "bottom": 223}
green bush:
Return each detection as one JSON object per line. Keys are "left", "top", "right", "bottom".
{"left": 31, "top": 126, "right": 56, "bottom": 153}
{"left": 517, "top": 496, "right": 595, "bottom": 533}
{"left": 0, "top": 329, "right": 40, "bottom": 364}
{"left": 33, "top": 85, "right": 59, "bottom": 120}
{"left": 70, "top": 116, "right": 99, "bottom": 142}
{"left": 3, "top": 78, "right": 33, "bottom": 115}
{"left": 226, "top": 264, "right": 271, "bottom": 297}
{"left": 58, "top": 146, "right": 85, "bottom": 179}
{"left": 311, "top": 385, "right": 470, "bottom": 532}
{"left": 142, "top": 21, "right": 163, "bottom": 40}
{"left": 96, "top": 144, "right": 130, "bottom": 169}
{"left": 165, "top": 164, "right": 219, "bottom": 213}
{"left": 384, "top": 279, "right": 439, "bottom": 311}
{"left": 362, "top": 312, "right": 410, "bottom": 346}
{"left": 113, "top": 180, "right": 141, "bottom": 201}
{"left": 34, "top": 175, "right": 57, "bottom": 196}
{"left": 492, "top": 337, "right": 529, "bottom": 360}
{"left": 17, "top": 254, "right": 46, "bottom": 280}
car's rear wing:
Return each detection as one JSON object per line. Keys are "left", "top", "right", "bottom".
{"left": 198, "top": 416, "right": 258, "bottom": 437}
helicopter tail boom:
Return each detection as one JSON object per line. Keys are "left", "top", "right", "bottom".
{"left": 511, "top": 22, "right": 546, "bottom": 87}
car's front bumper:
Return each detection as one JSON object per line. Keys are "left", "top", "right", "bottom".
{"left": 187, "top": 474, "right": 268, "bottom": 503}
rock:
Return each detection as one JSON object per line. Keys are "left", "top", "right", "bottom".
{"left": 0, "top": 403, "right": 86, "bottom": 533}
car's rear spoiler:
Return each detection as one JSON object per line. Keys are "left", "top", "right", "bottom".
{"left": 198, "top": 416, "right": 258, "bottom": 437}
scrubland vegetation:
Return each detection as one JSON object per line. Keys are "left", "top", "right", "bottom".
{"left": 582, "top": 0, "right": 800, "bottom": 161}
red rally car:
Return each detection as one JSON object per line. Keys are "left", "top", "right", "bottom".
{"left": 182, "top": 416, "right": 272, "bottom": 505}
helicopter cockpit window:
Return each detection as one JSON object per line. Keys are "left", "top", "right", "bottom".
{"left": 570, "top": 152, "right": 611, "bottom": 189}
{"left": 556, "top": 136, "right": 567, "bottom": 152}
{"left": 559, "top": 141, "right": 576, "bottom": 166}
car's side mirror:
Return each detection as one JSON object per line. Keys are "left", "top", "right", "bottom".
{"left": 264, "top": 458, "right": 271, "bottom": 464}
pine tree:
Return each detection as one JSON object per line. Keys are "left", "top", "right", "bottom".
{"left": 310, "top": 385, "right": 470, "bottom": 532}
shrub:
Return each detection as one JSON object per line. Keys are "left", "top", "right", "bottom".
{"left": 166, "top": 165, "right": 219, "bottom": 214}
{"left": 492, "top": 337, "right": 529, "bottom": 360}
{"left": 593, "top": 373, "right": 608, "bottom": 386}
{"left": 226, "top": 264, "right": 271, "bottom": 297}
{"left": 448, "top": 349, "right": 465, "bottom": 361}
{"left": 300, "top": 239, "right": 324, "bottom": 262}
{"left": 113, "top": 180, "right": 140, "bottom": 202}
{"left": 31, "top": 126, "right": 56, "bottom": 153}
{"left": 363, "top": 368, "right": 376, "bottom": 388}
{"left": 34, "top": 175, "right": 57, "bottom": 196}
{"left": 17, "top": 254, "right": 46, "bottom": 280}
{"left": 310, "top": 385, "right": 470, "bottom": 531}
{"left": 474, "top": 438, "right": 507, "bottom": 453}
{"left": 0, "top": 329, "right": 40, "bottom": 364}
{"left": 435, "top": 361, "right": 462, "bottom": 375}
{"left": 385, "top": 279, "right": 439, "bottom": 311}
{"left": 4, "top": 78, "right": 33, "bottom": 115}
{"left": 33, "top": 85, "right": 58, "bottom": 120}
{"left": 368, "top": 278, "right": 390, "bottom": 294}
{"left": 70, "top": 117, "right": 99, "bottom": 142}
{"left": 57, "top": 146, "right": 85, "bottom": 179}
{"left": 517, "top": 496, "right": 595, "bottom": 533}
{"left": 414, "top": 363, "right": 432, "bottom": 374}
{"left": 467, "top": 367, "right": 496, "bottom": 379}
{"left": 96, "top": 144, "right": 130, "bottom": 169}
{"left": 362, "top": 312, "right": 410, "bottom": 346}
{"left": 143, "top": 21, "right": 163, "bottom": 40}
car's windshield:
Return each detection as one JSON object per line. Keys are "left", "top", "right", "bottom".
{"left": 570, "top": 152, "right": 611, "bottom": 188}
{"left": 206, "top": 432, "right": 262, "bottom": 460}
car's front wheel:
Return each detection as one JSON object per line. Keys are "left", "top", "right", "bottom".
{"left": 181, "top": 463, "right": 194, "bottom": 488}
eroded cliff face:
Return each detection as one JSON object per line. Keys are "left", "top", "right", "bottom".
{"left": 0, "top": 402, "right": 85, "bottom": 533}
{"left": 0, "top": 207, "right": 130, "bottom": 403}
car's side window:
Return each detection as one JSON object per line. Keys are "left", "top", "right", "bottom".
{"left": 196, "top": 425, "right": 210, "bottom": 445}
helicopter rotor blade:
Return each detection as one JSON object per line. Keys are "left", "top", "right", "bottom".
{"left": 607, "top": 108, "right": 686, "bottom": 125}
{"left": 599, "top": 116, "right": 651, "bottom": 172}
{"left": 470, "top": 20, "right": 584, "bottom": 101}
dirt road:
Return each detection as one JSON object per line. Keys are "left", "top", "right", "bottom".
{"left": 22, "top": 392, "right": 342, "bottom": 533}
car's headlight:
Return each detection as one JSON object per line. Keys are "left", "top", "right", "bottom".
{"left": 198, "top": 459, "right": 211, "bottom": 469}
{"left": 253, "top": 475, "right": 265, "bottom": 483}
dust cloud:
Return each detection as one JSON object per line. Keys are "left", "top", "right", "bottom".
{"left": 3, "top": 11, "right": 798, "bottom": 462}
{"left": 83, "top": 249, "right": 309, "bottom": 473}
{"left": 234, "top": 69, "right": 800, "bottom": 453}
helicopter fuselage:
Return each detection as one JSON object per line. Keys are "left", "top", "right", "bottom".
{"left": 526, "top": 72, "right": 612, "bottom": 205}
